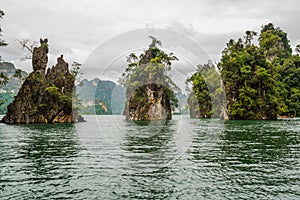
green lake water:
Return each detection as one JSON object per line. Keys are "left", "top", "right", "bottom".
{"left": 0, "top": 115, "right": 300, "bottom": 199}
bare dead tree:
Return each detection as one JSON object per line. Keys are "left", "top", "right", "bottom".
{"left": 16, "top": 39, "right": 38, "bottom": 61}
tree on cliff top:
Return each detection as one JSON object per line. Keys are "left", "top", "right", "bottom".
{"left": 259, "top": 23, "right": 300, "bottom": 117}
{"left": 119, "top": 36, "right": 180, "bottom": 120}
{"left": 259, "top": 23, "right": 292, "bottom": 62}
{"left": 119, "top": 36, "right": 180, "bottom": 107}
{"left": 219, "top": 27, "right": 284, "bottom": 120}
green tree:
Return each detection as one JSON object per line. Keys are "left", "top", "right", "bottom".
{"left": 70, "top": 61, "right": 83, "bottom": 116}
{"left": 71, "top": 61, "right": 83, "bottom": 84}
{"left": 219, "top": 29, "right": 283, "bottom": 120}
{"left": 244, "top": 30, "right": 257, "bottom": 47}
{"left": 259, "top": 23, "right": 292, "bottom": 62}
{"left": 187, "top": 71, "right": 211, "bottom": 118}
{"left": 13, "top": 69, "right": 26, "bottom": 85}
{"left": 119, "top": 36, "right": 180, "bottom": 120}
{"left": 149, "top": 36, "right": 162, "bottom": 48}
{"left": 0, "top": 71, "right": 9, "bottom": 107}
{"left": 278, "top": 55, "right": 300, "bottom": 116}
{"left": 259, "top": 24, "right": 300, "bottom": 117}
{"left": 0, "top": 71, "right": 9, "bottom": 89}
{"left": 187, "top": 61, "right": 224, "bottom": 118}
{"left": 295, "top": 44, "right": 300, "bottom": 54}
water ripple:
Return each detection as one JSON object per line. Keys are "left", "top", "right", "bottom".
{"left": 0, "top": 116, "right": 300, "bottom": 199}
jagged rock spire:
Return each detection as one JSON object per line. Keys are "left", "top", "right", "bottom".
{"left": 32, "top": 38, "right": 48, "bottom": 72}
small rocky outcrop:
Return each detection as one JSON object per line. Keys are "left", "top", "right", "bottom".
{"left": 1, "top": 39, "right": 84, "bottom": 124}
{"left": 32, "top": 38, "right": 48, "bottom": 72}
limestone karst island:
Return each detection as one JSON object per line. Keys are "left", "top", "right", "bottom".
{"left": 120, "top": 37, "right": 180, "bottom": 121}
{"left": 1, "top": 24, "right": 300, "bottom": 122}
{"left": 1, "top": 39, "right": 84, "bottom": 123}
{"left": 1, "top": 1, "right": 300, "bottom": 199}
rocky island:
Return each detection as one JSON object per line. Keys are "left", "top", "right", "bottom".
{"left": 120, "top": 37, "right": 180, "bottom": 121}
{"left": 1, "top": 39, "right": 84, "bottom": 123}
{"left": 187, "top": 23, "right": 300, "bottom": 120}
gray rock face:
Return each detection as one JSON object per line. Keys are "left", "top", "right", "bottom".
{"left": 32, "top": 38, "right": 48, "bottom": 72}
{"left": 124, "top": 83, "right": 172, "bottom": 121}
{"left": 1, "top": 39, "right": 83, "bottom": 124}
{"left": 122, "top": 45, "right": 176, "bottom": 121}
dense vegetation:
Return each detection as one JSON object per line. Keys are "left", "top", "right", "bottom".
{"left": 189, "top": 23, "right": 300, "bottom": 119}
{"left": 1, "top": 13, "right": 299, "bottom": 120}
{"left": 119, "top": 36, "right": 180, "bottom": 107}
{"left": 187, "top": 60, "right": 227, "bottom": 119}
{"left": 119, "top": 36, "right": 180, "bottom": 120}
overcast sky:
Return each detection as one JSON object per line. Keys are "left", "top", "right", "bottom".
{"left": 1, "top": 0, "right": 300, "bottom": 85}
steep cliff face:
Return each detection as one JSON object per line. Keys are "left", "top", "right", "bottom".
{"left": 125, "top": 83, "right": 172, "bottom": 120}
{"left": 1, "top": 39, "right": 83, "bottom": 124}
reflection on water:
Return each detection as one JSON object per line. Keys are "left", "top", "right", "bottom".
{"left": 220, "top": 121, "right": 290, "bottom": 164}
{"left": 190, "top": 120, "right": 300, "bottom": 199}
{"left": 1, "top": 116, "right": 300, "bottom": 199}
{"left": 0, "top": 123, "right": 80, "bottom": 199}
{"left": 123, "top": 120, "right": 174, "bottom": 153}
{"left": 19, "top": 124, "right": 79, "bottom": 178}
{"left": 121, "top": 120, "right": 176, "bottom": 199}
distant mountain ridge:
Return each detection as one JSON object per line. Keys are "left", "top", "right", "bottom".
{"left": 0, "top": 62, "right": 28, "bottom": 114}
{"left": 76, "top": 78, "right": 126, "bottom": 115}
{"left": 76, "top": 78, "right": 189, "bottom": 115}
{"left": 1, "top": 64, "right": 188, "bottom": 115}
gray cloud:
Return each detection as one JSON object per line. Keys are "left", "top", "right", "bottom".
{"left": 1, "top": 0, "right": 300, "bottom": 82}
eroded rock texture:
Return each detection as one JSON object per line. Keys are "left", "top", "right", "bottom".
{"left": 2, "top": 39, "right": 83, "bottom": 123}
{"left": 124, "top": 83, "right": 172, "bottom": 120}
